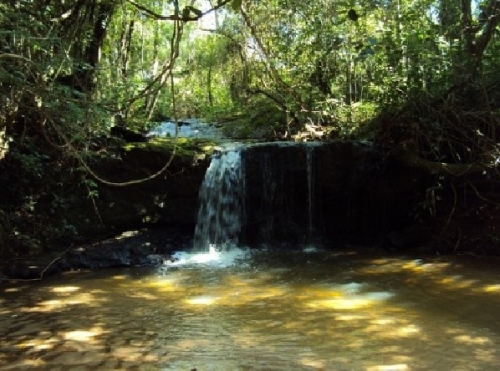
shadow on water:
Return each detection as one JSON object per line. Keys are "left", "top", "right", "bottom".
{"left": 1, "top": 248, "right": 500, "bottom": 370}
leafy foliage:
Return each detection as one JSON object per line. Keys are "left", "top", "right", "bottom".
{"left": 1, "top": 0, "right": 500, "bottom": 255}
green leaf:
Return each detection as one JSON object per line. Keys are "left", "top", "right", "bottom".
{"left": 231, "top": 0, "right": 242, "bottom": 11}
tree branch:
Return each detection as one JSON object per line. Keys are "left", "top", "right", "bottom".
{"left": 475, "top": 0, "right": 500, "bottom": 62}
{"left": 126, "top": 0, "right": 232, "bottom": 22}
{"left": 397, "top": 150, "right": 494, "bottom": 176}
{"left": 240, "top": 6, "right": 309, "bottom": 114}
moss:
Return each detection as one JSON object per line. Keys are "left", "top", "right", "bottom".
{"left": 123, "top": 138, "right": 219, "bottom": 158}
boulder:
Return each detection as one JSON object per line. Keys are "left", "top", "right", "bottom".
{"left": 64, "top": 139, "right": 213, "bottom": 242}
{"left": 1, "top": 228, "right": 192, "bottom": 279}
{"left": 238, "top": 141, "right": 432, "bottom": 247}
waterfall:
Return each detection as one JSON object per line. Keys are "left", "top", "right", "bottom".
{"left": 306, "top": 144, "right": 315, "bottom": 244}
{"left": 193, "top": 146, "right": 245, "bottom": 251}
{"left": 194, "top": 142, "right": 323, "bottom": 250}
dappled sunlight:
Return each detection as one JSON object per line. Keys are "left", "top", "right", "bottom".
{"left": 454, "top": 334, "right": 493, "bottom": 345}
{"left": 20, "top": 291, "right": 107, "bottom": 313}
{"left": 366, "top": 364, "right": 408, "bottom": 370}
{"left": 224, "top": 272, "right": 286, "bottom": 288}
{"left": 128, "top": 291, "right": 160, "bottom": 300}
{"left": 437, "top": 275, "right": 478, "bottom": 289}
{"left": 360, "top": 258, "right": 452, "bottom": 276}
{"left": 298, "top": 357, "right": 326, "bottom": 368}
{"left": 306, "top": 296, "right": 379, "bottom": 310}
{"left": 362, "top": 318, "right": 422, "bottom": 339}
{"left": 336, "top": 314, "right": 368, "bottom": 321}
{"left": 3, "top": 286, "right": 30, "bottom": 293}
{"left": 304, "top": 290, "right": 393, "bottom": 310}
{"left": 479, "top": 284, "right": 500, "bottom": 293}
{"left": 141, "top": 275, "right": 185, "bottom": 293}
{"left": 172, "top": 274, "right": 291, "bottom": 309}
{"left": 50, "top": 286, "right": 80, "bottom": 293}
{"left": 17, "top": 336, "right": 60, "bottom": 351}
{"left": 394, "top": 324, "right": 421, "bottom": 337}
{"left": 63, "top": 327, "right": 107, "bottom": 342}
{"left": 371, "top": 317, "right": 396, "bottom": 325}
{"left": 111, "top": 347, "right": 160, "bottom": 363}
{"left": 185, "top": 295, "right": 219, "bottom": 305}
{"left": 357, "top": 257, "right": 500, "bottom": 307}
{"left": 111, "top": 274, "right": 129, "bottom": 280}
{"left": 1, "top": 251, "right": 500, "bottom": 369}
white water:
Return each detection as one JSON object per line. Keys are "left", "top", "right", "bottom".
{"left": 166, "top": 245, "right": 250, "bottom": 268}
{"left": 193, "top": 145, "right": 245, "bottom": 251}
{"left": 147, "top": 119, "right": 222, "bottom": 139}
{"left": 193, "top": 142, "right": 324, "bottom": 252}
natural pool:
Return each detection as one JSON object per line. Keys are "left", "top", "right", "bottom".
{"left": 1, "top": 248, "right": 500, "bottom": 370}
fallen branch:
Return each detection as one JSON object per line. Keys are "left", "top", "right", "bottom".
{"left": 397, "top": 150, "right": 495, "bottom": 176}
{"left": 0, "top": 247, "right": 71, "bottom": 283}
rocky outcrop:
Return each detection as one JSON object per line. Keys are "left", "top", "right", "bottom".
{"left": 240, "top": 141, "right": 432, "bottom": 248}
{"left": 1, "top": 139, "right": 436, "bottom": 279}
{"left": 1, "top": 228, "right": 191, "bottom": 280}
{"left": 65, "top": 140, "right": 213, "bottom": 241}
{"left": 44, "top": 140, "right": 434, "bottom": 249}
{"left": 81, "top": 140, "right": 432, "bottom": 250}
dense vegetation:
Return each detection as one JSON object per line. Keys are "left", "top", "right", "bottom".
{"left": 1, "top": 0, "right": 500, "bottom": 257}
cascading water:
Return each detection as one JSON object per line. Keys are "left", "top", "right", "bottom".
{"left": 306, "top": 143, "right": 320, "bottom": 244}
{"left": 193, "top": 142, "right": 324, "bottom": 251}
{"left": 193, "top": 145, "right": 245, "bottom": 251}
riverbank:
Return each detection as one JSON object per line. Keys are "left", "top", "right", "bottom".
{"left": 0, "top": 227, "right": 193, "bottom": 281}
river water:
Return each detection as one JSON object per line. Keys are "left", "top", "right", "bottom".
{"left": 1, "top": 247, "right": 500, "bottom": 370}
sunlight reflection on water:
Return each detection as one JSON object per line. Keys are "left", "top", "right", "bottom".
{"left": 1, "top": 249, "right": 500, "bottom": 370}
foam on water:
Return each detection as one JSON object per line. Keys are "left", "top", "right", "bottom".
{"left": 303, "top": 245, "right": 322, "bottom": 253}
{"left": 166, "top": 245, "right": 250, "bottom": 268}
{"left": 193, "top": 145, "right": 245, "bottom": 251}
{"left": 339, "top": 282, "right": 364, "bottom": 294}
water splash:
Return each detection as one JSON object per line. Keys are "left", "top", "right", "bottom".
{"left": 167, "top": 245, "right": 250, "bottom": 268}
{"left": 193, "top": 145, "right": 245, "bottom": 251}
{"left": 193, "top": 141, "right": 325, "bottom": 251}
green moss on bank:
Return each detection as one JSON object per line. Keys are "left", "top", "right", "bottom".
{"left": 123, "top": 138, "right": 218, "bottom": 159}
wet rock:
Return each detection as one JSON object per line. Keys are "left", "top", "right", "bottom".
{"left": 110, "top": 126, "right": 148, "bottom": 143}
{"left": 1, "top": 228, "right": 192, "bottom": 279}
{"left": 63, "top": 141, "right": 211, "bottom": 241}
{"left": 134, "top": 254, "right": 165, "bottom": 266}
{"left": 239, "top": 141, "right": 432, "bottom": 247}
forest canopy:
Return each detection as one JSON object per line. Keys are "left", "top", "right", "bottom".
{"left": 1, "top": 0, "right": 500, "bottom": 255}
{"left": 1, "top": 0, "right": 499, "bottom": 153}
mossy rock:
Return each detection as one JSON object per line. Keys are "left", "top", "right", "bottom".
{"left": 123, "top": 137, "right": 218, "bottom": 159}
{"left": 63, "top": 137, "right": 220, "bottom": 240}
